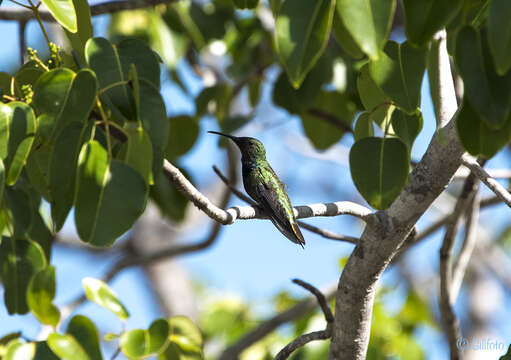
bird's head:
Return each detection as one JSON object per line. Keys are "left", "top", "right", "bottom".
{"left": 208, "top": 131, "right": 266, "bottom": 160}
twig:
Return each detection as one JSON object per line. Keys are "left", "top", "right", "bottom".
{"left": 273, "top": 279, "right": 333, "bottom": 360}
{"left": 274, "top": 330, "right": 331, "bottom": 360}
{"left": 212, "top": 165, "right": 359, "bottom": 244}
{"left": 453, "top": 168, "right": 511, "bottom": 180}
{"left": 461, "top": 154, "right": 511, "bottom": 208}
{"left": 0, "top": 0, "right": 178, "bottom": 21}
{"left": 292, "top": 279, "right": 334, "bottom": 323}
{"left": 219, "top": 284, "right": 337, "bottom": 360}
{"left": 451, "top": 194, "right": 480, "bottom": 301}
{"left": 439, "top": 172, "right": 479, "bottom": 360}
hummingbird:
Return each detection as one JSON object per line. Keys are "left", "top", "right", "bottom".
{"left": 209, "top": 131, "right": 305, "bottom": 247}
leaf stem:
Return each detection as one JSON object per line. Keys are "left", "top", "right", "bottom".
{"left": 96, "top": 99, "right": 113, "bottom": 158}
{"left": 8, "top": 0, "right": 31, "bottom": 9}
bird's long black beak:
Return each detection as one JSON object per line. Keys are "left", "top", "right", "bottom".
{"left": 208, "top": 130, "right": 238, "bottom": 142}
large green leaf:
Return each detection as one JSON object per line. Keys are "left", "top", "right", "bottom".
{"left": 390, "top": 109, "right": 423, "bottom": 151}
{"left": 27, "top": 266, "right": 60, "bottom": 327}
{"left": 336, "top": 0, "right": 395, "bottom": 60}
{"left": 300, "top": 91, "right": 356, "bottom": 150}
{"left": 85, "top": 37, "right": 134, "bottom": 120}
{"left": 82, "top": 277, "right": 129, "bottom": 320}
{"left": 41, "top": 0, "right": 77, "bottom": 32}
{"left": 165, "top": 115, "right": 199, "bottom": 160}
{"left": 120, "top": 319, "right": 170, "bottom": 359}
{"left": 488, "top": 0, "right": 511, "bottom": 75}
{"left": 369, "top": 41, "right": 427, "bottom": 113}
{"left": 138, "top": 79, "right": 168, "bottom": 177}
{"left": 357, "top": 64, "right": 391, "bottom": 126}
{"left": 120, "top": 125, "right": 153, "bottom": 184}
{"left": 4, "top": 186, "right": 32, "bottom": 238}
{"left": 350, "top": 137, "right": 409, "bottom": 209}
{"left": 457, "top": 98, "right": 511, "bottom": 158}
{"left": 402, "top": 0, "right": 462, "bottom": 46}
{"left": 65, "top": 0, "right": 92, "bottom": 62}
{"left": 66, "top": 315, "right": 103, "bottom": 360}
{"left": 354, "top": 112, "right": 374, "bottom": 141}
{"left": 32, "top": 68, "right": 74, "bottom": 120}
{"left": 1, "top": 102, "right": 37, "bottom": 185}
{"left": 455, "top": 26, "right": 511, "bottom": 128}
{"left": 332, "top": 11, "right": 364, "bottom": 59}
{"left": 0, "top": 238, "right": 46, "bottom": 314}
{"left": 150, "top": 170, "right": 189, "bottom": 221}
{"left": 275, "top": 0, "right": 335, "bottom": 87}
{"left": 117, "top": 38, "right": 160, "bottom": 89}
{"left": 50, "top": 122, "right": 93, "bottom": 231}
{"left": 75, "top": 141, "right": 147, "bottom": 246}
{"left": 47, "top": 334, "right": 90, "bottom": 360}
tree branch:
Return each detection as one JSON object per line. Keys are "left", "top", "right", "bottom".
{"left": 273, "top": 279, "right": 334, "bottom": 360}
{"left": 219, "top": 284, "right": 337, "bottom": 360}
{"left": 164, "top": 159, "right": 373, "bottom": 225}
{"left": 292, "top": 279, "right": 334, "bottom": 323}
{"left": 212, "top": 165, "right": 359, "bottom": 244}
{"left": 274, "top": 330, "right": 331, "bottom": 360}
{"left": 329, "top": 29, "right": 463, "bottom": 360}
{"left": 439, "top": 172, "right": 479, "bottom": 360}
{"left": 461, "top": 154, "right": 511, "bottom": 208}
{"left": 0, "top": 0, "right": 178, "bottom": 22}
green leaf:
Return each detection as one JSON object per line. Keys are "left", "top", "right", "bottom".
{"left": 120, "top": 329, "right": 147, "bottom": 359}
{"left": 233, "top": 0, "right": 258, "bottom": 9}
{"left": 138, "top": 79, "right": 169, "bottom": 177}
{"left": 150, "top": 170, "right": 189, "bottom": 221}
{"left": 26, "top": 144, "right": 52, "bottom": 201}
{"left": 5, "top": 341, "right": 35, "bottom": 360}
{"left": 27, "top": 266, "right": 60, "bottom": 327}
{"left": 349, "top": 137, "right": 409, "bottom": 209}
{"left": 0, "top": 332, "right": 22, "bottom": 346}
{"left": 165, "top": 116, "right": 199, "bottom": 160}
{"left": 248, "top": 75, "right": 262, "bottom": 108}
{"left": 457, "top": 98, "right": 511, "bottom": 158}
{"left": 32, "top": 68, "right": 74, "bottom": 126}
{"left": 120, "top": 319, "right": 170, "bottom": 359}
{"left": 336, "top": 0, "right": 395, "bottom": 60}
{"left": 120, "top": 125, "right": 153, "bottom": 184}
{"left": 66, "top": 315, "right": 103, "bottom": 360}
{"left": 75, "top": 141, "right": 147, "bottom": 246}
{"left": 402, "top": 0, "right": 462, "bottom": 46}
{"left": 1, "top": 102, "right": 37, "bottom": 185}
{"left": 390, "top": 109, "right": 423, "bottom": 150}
{"left": 300, "top": 91, "right": 356, "bottom": 150}
{"left": 82, "top": 277, "right": 129, "bottom": 320}
{"left": 354, "top": 112, "right": 374, "bottom": 141}
{"left": 369, "top": 41, "right": 427, "bottom": 113}
{"left": 0, "top": 160, "right": 4, "bottom": 207}
{"left": 275, "top": 0, "right": 336, "bottom": 87}
{"left": 4, "top": 185, "right": 33, "bottom": 237}
{"left": 332, "top": 11, "right": 364, "bottom": 59}
{"left": 168, "top": 316, "right": 203, "bottom": 354}
{"left": 65, "top": 0, "right": 92, "bottom": 62}
{"left": 117, "top": 38, "right": 161, "bottom": 89}
{"left": 47, "top": 334, "right": 90, "bottom": 360}
{"left": 357, "top": 63, "right": 391, "bottom": 126}
{"left": 85, "top": 37, "right": 134, "bottom": 120}
{"left": 50, "top": 121, "right": 93, "bottom": 231}
{"left": 53, "top": 69, "right": 97, "bottom": 139}
{"left": 34, "top": 341, "right": 59, "bottom": 360}
{"left": 488, "top": 0, "right": 511, "bottom": 75}
{"left": 455, "top": 26, "right": 511, "bottom": 128}
{"left": 41, "top": 0, "right": 77, "bottom": 32}
{"left": 0, "top": 238, "right": 46, "bottom": 314}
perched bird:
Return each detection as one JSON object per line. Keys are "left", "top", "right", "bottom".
{"left": 209, "top": 131, "right": 305, "bottom": 247}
